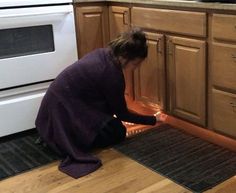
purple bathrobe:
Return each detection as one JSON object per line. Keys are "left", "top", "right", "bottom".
{"left": 35, "top": 48, "right": 156, "bottom": 178}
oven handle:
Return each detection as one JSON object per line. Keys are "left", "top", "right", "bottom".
{"left": 0, "top": 10, "right": 73, "bottom": 18}
{"left": 0, "top": 92, "right": 45, "bottom": 105}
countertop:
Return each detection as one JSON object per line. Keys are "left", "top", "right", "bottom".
{"left": 73, "top": 0, "right": 236, "bottom": 11}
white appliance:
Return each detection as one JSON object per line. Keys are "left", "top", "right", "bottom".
{"left": 0, "top": 0, "right": 78, "bottom": 137}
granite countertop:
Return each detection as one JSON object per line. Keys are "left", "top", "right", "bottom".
{"left": 73, "top": 0, "right": 236, "bottom": 11}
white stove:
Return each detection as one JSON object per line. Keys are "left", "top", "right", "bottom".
{"left": 0, "top": 0, "right": 72, "bottom": 7}
{"left": 0, "top": 0, "right": 78, "bottom": 137}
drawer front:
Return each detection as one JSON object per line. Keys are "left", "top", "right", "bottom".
{"left": 211, "top": 43, "right": 236, "bottom": 91}
{"left": 0, "top": 82, "right": 51, "bottom": 137}
{"left": 131, "top": 7, "right": 206, "bottom": 37}
{"left": 212, "top": 14, "right": 236, "bottom": 42}
{"left": 212, "top": 89, "right": 236, "bottom": 138}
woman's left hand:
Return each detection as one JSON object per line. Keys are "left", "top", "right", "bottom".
{"left": 154, "top": 111, "right": 168, "bottom": 122}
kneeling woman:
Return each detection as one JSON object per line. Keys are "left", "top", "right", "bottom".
{"left": 35, "top": 28, "right": 162, "bottom": 178}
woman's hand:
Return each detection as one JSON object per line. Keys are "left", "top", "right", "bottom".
{"left": 154, "top": 111, "right": 168, "bottom": 122}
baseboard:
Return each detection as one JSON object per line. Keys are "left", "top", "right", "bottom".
{"left": 164, "top": 115, "right": 236, "bottom": 152}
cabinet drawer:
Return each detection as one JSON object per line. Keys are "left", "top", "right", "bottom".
{"left": 131, "top": 7, "right": 206, "bottom": 37}
{"left": 212, "top": 89, "right": 236, "bottom": 138}
{"left": 212, "top": 14, "right": 236, "bottom": 42}
{"left": 211, "top": 43, "right": 236, "bottom": 91}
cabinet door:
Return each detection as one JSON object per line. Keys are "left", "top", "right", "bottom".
{"left": 211, "top": 42, "right": 236, "bottom": 90}
{"left": 109, "top": 6, "right": 130, "bottom": 40}
{"left": 167, "top": 36, "right": 206, "bottom": 126}
{"left": 134, "top": 32, "right": 165, "bottom": 110}
{"left": 109, "top": 6, "right": 132, "bottom": 101}
{"left": 75, "top": 6, "right": 109, "bottom": 58}
{"left": 211, "top": 89, "right": 236, "bottom": 138}
{"left": 212, "top": 14, "right": 236, "bottom": 42}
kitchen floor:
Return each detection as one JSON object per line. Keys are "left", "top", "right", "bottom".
{"left": 0, "top": 140, "right": 235, "bottom": 193}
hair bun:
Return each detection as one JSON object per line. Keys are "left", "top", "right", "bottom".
{"left": 131, "top": 28, "right": 146, "bottom": 43}
{"left": 108, "top": 27, "right": 148, "bottom": 60}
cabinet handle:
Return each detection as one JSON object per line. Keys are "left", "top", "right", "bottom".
{"left": 123, "top": 11, "right": 129, "bottom": 25}
{"left": 230, "top": 102, "right": 236, "bottom": 113}
{"left": 230, "top": 102, "right": 236, "bottom": 107}
{"left": 232, "top": 54, "right": 236, "bottom": 62}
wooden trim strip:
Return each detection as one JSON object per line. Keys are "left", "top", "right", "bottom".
{"left": 164, "top": 114, "right": 236, "bottom": 152}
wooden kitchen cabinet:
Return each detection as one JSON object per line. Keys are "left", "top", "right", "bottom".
{"left": 131, "top": 7, "right": 206, "bottom": 126}
{"left": 134, "top": 32, "right": 165, "bottom": 110}
{"left": 109, "top": 6, "right": 133, "bottom": 102}
{"left": 208, "top": 13, "right": 236, "bottom": 138}
{"left": 75, "top": 5, "right": 109, "bottom": 58}
{"left": 73, "top": 2, "right": 236, "bottom": 142}
{"left": 166, "top": 36, "right": 206, "bottom": 126}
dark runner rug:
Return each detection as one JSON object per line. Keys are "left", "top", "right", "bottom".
{"left": 114, "top": 124, "right": 236, "bottom": 193}
{"left": 0, "top": 129, "right": 60, "bottom": 180}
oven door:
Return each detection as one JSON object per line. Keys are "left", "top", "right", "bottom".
{"left": 0, "top": 5, "right": 78, "bottom": 89}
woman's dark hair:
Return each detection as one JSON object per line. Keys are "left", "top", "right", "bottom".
{"left": 108, "top": 28, "right": 148, "bottom": 61}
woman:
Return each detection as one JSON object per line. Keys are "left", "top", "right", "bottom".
{"left": 35, "top": 28, "right": 163, "bottom": 178}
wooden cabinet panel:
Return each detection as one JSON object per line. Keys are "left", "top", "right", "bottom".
{"left": 75, "top": 6, "right": 109, "bottom": 57}
{"left": 134, "top": 32, "right": 165, "bottom": 110}
{"left": 212, "top": 14, "right": 236, "bottom": 42}
{"left": 212, "top": 89, "right": 236, "bottom": 138}
{"left": 167, "top": 36, "right": 206, "bottom": 126}
{"left": 109, "top": 6, "right": 130, "bottom": 40}
{"left": 109, "top": 6, "right": 132, "bottom": 101}
{"left": 132, "top": 7, "right": 206, "bottom": 37}
{"left": 212, "top": 42, "right": 236, "bottom": 91}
